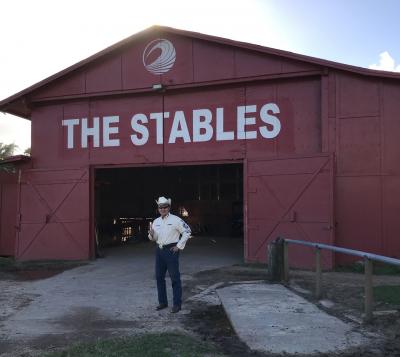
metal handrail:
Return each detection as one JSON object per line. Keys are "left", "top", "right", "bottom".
{"left": 281, "top": 238, "right": 400, "bottom": 323}
{"left": 284, "top": 239, "right": 400, "bottom": 266}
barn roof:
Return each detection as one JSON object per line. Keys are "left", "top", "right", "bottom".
{"left": 0, "top": 155, "right": 31, "bottom": 165}
{"left": 1, "top": 25, "right": 399, "bottom": 119}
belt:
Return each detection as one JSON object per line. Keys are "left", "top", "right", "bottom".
{"left": 158, "top": 242, "right": 178, "bottom": 249}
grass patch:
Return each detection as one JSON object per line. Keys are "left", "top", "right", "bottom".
{"left": 46, "top": 332, "right": 224, "bottom": 357}
{"left": 0, "top": 257, "right": 15, "bottom": 270}
{"left": 373, "top": 285, "right": 400, "bottom": 305}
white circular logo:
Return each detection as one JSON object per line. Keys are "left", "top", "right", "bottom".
{"left": 143, "top": 39, "right": 176, "bottom": 75}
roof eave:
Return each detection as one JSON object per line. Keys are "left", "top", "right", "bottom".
{"left": 0, "top": 155, "right": 31, "bottom": 165}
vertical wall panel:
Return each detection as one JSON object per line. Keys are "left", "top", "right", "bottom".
{"left": 17, "top": 169, "right": 89, "bottom": 261}
{"left": 0, "top": 183, "right": 17, "bottom": 256}
{"left": 193, "top": 40, "right": 235, "bottom": 82}
{"left": 335, "top": 176, "right": 382, "bottom": 262}
{"left": 122, "top": 34, "right": 161, "bottom": 90}
{"left": 89, "top": 95, "right": 163, "bottom": 165}
{"left": 160, "top": 35, "right": 193, "bottom": 86}
{"left": 244, "top": 83, "right": 279, "bottom": 159}
{"left": 337, "top": 117, "right": 381, "bottom": 174}
{"left": 32, "top": 105, "right": 65, "bottom": 169}
{"left": 246, "top": 155, "right": 333, "bottom": 268}
{"left": 383, "top": 177, "right": 400, "bottom": 257}
{"left": 163, "top": 86, "right": 245, "bottom": 162}
{"left": 62, "top": 102, "right": 91, "bottom": 166}
{"left": 383, "top": 82, "right": 400, "bottom": 175}
{"left": 32, "top": 71, "right": 86, "bottom": 99}
{"left": 235, "top": 50, "right": 282, "bottom": 77}
{"left": 277, "top": 78, "right": 321, "bottom": 154}
{"left": 338, "top": 74, "right": 380, "bottom": 117}
{"left": 85, "top": 55, "right": 122, "bottom": 93}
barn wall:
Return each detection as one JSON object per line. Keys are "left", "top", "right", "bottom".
{"left": 0, "top": 170, "right": 18, "bottom": 256}
{"left": 30, "top": 32, "right": 319, "bottom": 100}
{"left": 15, "top": 168, "right": 90, "bottom": 261}
{"left": 26, "top": 74, "right": 324, "bottom": 263}
{"left": 333, "top": 72, "right": 400, "bottom": 263}
{"left": 16, "top": 31, "right": 400, "bottom": 265}
{"left": 30, "top": 77, "right": 322, "bottom": 169}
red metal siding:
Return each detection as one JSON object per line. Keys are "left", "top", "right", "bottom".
{"left": 281, "top": 57, "right": 318, "bottom": 73}
{"left": 245, "top": 78, "right": 321, "bottom": 159}
{"left": 236, "top": 50, "right": 282, "bottom": 77}
{"left": 193, "top": 40, "right": 235, "bottom": 82}
{"left": 383, "top": 177, "right": 400, "bottom": 257}
{"left": 86, "top": 55, "right": 123, "bottom": 93}
{"left": 335, "top": 176, "right": 382, "bottom": 263}
{"left": 383, "top": 82, "right": 400, "bottom": 175}
{"left": 121, "top": 34, "right": 163, "bottom": 90}
{"left": 16, "top": 168, "right": 89, "bottom": 260}
{"left": 338, "top": 74, "right": 380, "bottom": 118}
{"left": 33, "top": 71, "right": 86, "bottom": 99}
{"left": 31, "top": 103, "right": 91, "bottom": 168}
{"left": 88, "top": 95, "right": 164, "bottom": 164}
{"left": 337, "top": 117, "right": 380, "bottom": 174}
{"left": 246, "top": 155, "right": 334, "bottom": 268}
{"left": 31, "top": 105, "right": 65, "bottom": 168}
{"left": 243, "top": 83, "right": 277, "bottom": 158}
{"left": 30, "top": 31, "right": 320, "bottom": 101}
{"left": 0, "top": 171, "right": 18, "bottom": 256}
{"left": 6, "top": 30, "right": 400, "bottom": 266}
{"left": 333, "top": 73, "right": 400, "bottom": 263}
{"left": 163, "top": 86, "right": 246, "bottom": 163}
{"left": 160, "top": 34, "right": 194, "bottom": 86}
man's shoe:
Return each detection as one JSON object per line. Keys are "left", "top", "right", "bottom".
{"left": 156, "top": 304, "right": 168, "bottom": 311}
{"left": 171, "top": 305, "right": 181, "bottom": 313}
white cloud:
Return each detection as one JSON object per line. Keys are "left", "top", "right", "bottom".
{"left": 369, "top": 51, "right": 400, "bottom": 72}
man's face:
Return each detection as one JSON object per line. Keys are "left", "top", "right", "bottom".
{"left": 158, "top": 205, "right": 170, "bottom": 217}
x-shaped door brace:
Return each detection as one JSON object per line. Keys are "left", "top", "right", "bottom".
{"left": 251, "top": 156, "right": 331, "bottom": 257}
{"left": 17, "top": 170, "right": 88, "bottom": 258}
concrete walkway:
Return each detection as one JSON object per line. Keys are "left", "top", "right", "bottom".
{"left": 217, "top": 283, "right": 369, "bottom": 355}
{"left": 0, "top": 237, "right": 377, "bottom": 356}
{"left": 0, "top": 236, "right": 243, "bottom": 355}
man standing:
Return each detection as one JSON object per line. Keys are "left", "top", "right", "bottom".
{"left": 148, "top": 196, "right": 191, "bottom": 313}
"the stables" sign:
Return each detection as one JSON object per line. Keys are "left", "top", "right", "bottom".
{"left": 61, "top": 102, "right": 281, "bottom": 149}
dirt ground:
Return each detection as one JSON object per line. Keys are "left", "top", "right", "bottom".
{"left": 181, "top": 266, "right": 400, "bottom": 357}
{"left": 0, "top": 260, "right": 399, "bottom": 356}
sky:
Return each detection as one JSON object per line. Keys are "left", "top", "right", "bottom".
{"left": 1, "top": 0, "right": 400, "bottom": 154}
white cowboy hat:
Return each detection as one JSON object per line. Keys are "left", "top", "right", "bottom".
{"left": 155, "top": 196, "right": 171, "bottom": 206}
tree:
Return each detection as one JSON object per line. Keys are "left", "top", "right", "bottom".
{"left": 0, "top": 143, "right": 18, "bottom": 160}
{"left": 24, "top": 147, "right": 31, "bottom": 156}
{"left": 0, "top": 143, "right": 18, "bottom": 173}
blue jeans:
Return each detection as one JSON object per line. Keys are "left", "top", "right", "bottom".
{"left": 155, "top": 245, "right": 182, "bottom": 307}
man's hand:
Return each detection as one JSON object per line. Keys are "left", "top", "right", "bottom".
{"left": 170, "top": 246, "right": 180, "bottom": 253}
{"left": 149, "top": 228, "right": 154, "bottom": 237}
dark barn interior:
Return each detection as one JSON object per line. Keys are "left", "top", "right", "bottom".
{"left": 94, "top": 163, "right": 243, "bottom": 250}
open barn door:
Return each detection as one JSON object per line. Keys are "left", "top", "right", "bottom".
{"left": 245, "top": 154, "right": 334, "bottom": 269}
{"left": 16, "top": 168, "right": 90, "bottom": 260}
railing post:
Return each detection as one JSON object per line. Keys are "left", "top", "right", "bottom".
{"left": 267, "top": 237, "right": 284, "bottom": 281}
{"left": 315, "top": 247, "right": 322, "bottom": 299}
{"left": 364, "top": 257, "right": 373, "bottom": 323}
{"left": 283, "top": 240, "right": 289, "bottom": 282}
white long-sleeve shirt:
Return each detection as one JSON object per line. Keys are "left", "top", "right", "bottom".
{"left": 148, "top": 213, "right": 191, "bottom": 250}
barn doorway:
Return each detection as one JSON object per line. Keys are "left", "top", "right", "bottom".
{"left": 94, "top": 163, "right": 244, "bottom": 260}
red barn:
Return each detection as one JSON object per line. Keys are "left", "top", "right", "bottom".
{"left": 1, "top": 26, "right": 399, "bottom": 268}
